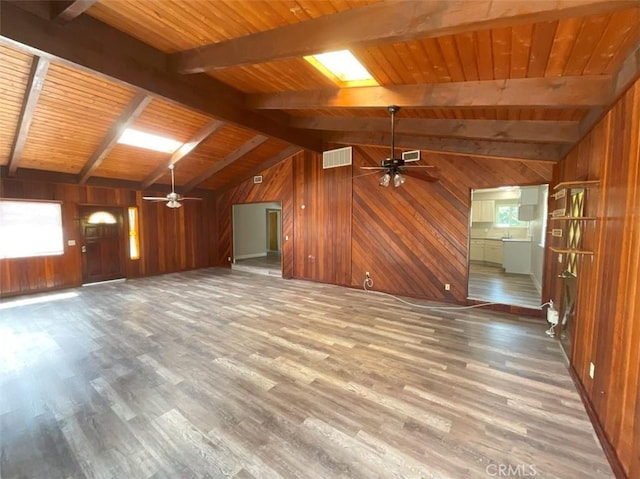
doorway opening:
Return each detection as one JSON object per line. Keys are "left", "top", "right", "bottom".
{"left": 467, "top": 185, "right": 548, "bottom": 309}
{"left": 231, "top": 202, "right": 282, "bottom": 277}
{"left": 79, "top": 206, "right": 126, "bottom": 284}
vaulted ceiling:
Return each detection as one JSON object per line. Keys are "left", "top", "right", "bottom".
{"left": 0, "top": 0, "right": 639, "bottom": 192}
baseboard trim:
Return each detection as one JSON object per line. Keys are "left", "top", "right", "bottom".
{"left": 234, "top": 253, "right": 267, "bottom": 260}
{"left": 568, "top": 365, "right": 628, "bottom": 479}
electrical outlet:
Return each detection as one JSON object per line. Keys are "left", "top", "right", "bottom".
{"left": 589, "top": 362, "right": 595, "bottom": 379}
{"left": 558, "top": 253, "right": 563, "bottom": 263}
{"left": 444, "top": 283, "right": 451, "bottom": 291}
{"left": 228, "top": 256, "right": 231, "bottom": 262}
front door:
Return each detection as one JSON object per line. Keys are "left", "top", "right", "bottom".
{"left": 80, "top": 206, "right": 125, "bottom": 284}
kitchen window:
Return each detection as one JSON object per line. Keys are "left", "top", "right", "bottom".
{"left": 495, "top": 203, "right": 527, "bottom": 227}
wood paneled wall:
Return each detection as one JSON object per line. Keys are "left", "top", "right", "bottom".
{"left": 547, "top": 80, "right": 640, "bottom": 478}
{"left": 293, "top": 151, "right": 352, "bottom": 285}
{"left": 216, "top": 157, "right": 296, "bottom": 278}
{"left": 216, "top": 147, "right": 552, "bottom": 302}
{"left": 351, "top": 147, "right": 552, "bottom": 302}
{"left": 0, "top": 177, "right": 216, "bottom": 296}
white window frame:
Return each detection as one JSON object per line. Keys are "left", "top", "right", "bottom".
{"left": 0, "top": 199, "right": 64, "bottom": 259}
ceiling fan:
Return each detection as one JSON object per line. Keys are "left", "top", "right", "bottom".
{"left": 360, "top": 105, "right": 437, "bottom": 187}
{"left": 142, "top": 164, "right": 202, "bottom": 208}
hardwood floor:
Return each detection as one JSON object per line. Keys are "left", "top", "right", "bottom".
{"left": 232, "top": 252, "right": 282, "bottom": 277}
{"left": 0, "top": 268, "right": 611, "bottom": 478}
{"left": 468, "top": 263, "right": 542, "bottom": 309}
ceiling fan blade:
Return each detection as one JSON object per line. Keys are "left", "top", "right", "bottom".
{"left": 143, "top": 196, "right": 169, "bottom": 200}
{"left": 403, "top": 165, "right": 436, "bottom": 168}
{"left": 353, "top": 170, "right": 384, "bottom": 179}
{"left": 180, "top": 197, "right": 203, "bottom": 201}
{"left": 403, "top": 169, "right": 439, "bottom": 182}
{"left": 360, "top": 166, "right": 388, "bottom": 170}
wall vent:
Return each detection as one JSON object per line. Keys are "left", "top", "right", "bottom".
{"left": 402, "top": 150, "right": 420, "bottom": 162}
{"left": 323, "top": 146, "right": 352, "bottom": 169}
{"left": 253, "top": 175, "right": 263, "bottom": 184}
{"left": 551, "top": 228, "right": 563, "bottom": 237}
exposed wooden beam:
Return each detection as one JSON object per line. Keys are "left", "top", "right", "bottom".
{"left": 141, "top": 119, "right": 225, "bottom": 190}
{"left": 611, "top": 38, "right": 640, "bottom": 100}
{"left": 216, "top": 145, "right": 302, "bottom": 193}
{"left": 50, "top": 0, "right": 98, "bottom": 22}
{"left": 0, "top": 2, "right": 323, "bottom": 152}
{"left": 183, "top": 135, "right": 269, "bottom": 192}
{"left": 8, "top": 55, "right": 49, "bottom": 175}
{"left": 172, "top": 0, "right": 637, "bottom": 73}
{"left": 0, "top": 165, "right": 214, "bottom": 196}
{"left": 292, "top": 116, "right": 579, "bottom": 144}
{"left": 559, "top": 39, "right": 640, "bottom": 159}
{"left": 78, "top": 92, "right": 152, "bottom": 184}
{"left": 247, "top": 76, "right": 612, "bottom": 110}
{"left": 326, "top": 132, "right": 562, "bottom": 162}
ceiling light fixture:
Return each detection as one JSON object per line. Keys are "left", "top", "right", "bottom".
{"left": 304, "top": 50, "right": 378, "bottom": 87}
{"left": 118, "top": 128, "right": 182, "bottom": 154}
{"left": 379, "top": 172, "right": 391, "bottom": 187}
{"left": 393, "top": 173, "right": 406, "bottom": 188}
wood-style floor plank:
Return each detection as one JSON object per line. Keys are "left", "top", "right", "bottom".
{"left": 468, "top": 263, "right": 542, "bottom": 308}
{"left": 0, "top": 268, "right": 612, "bottom": 478}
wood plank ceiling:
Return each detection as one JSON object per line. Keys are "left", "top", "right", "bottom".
{"left": 0, "top": 0, "right": 638, "bottom": 192}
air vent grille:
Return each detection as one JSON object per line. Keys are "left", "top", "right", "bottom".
{"left": 402, "top": 150, "right": 420, "bottom": 162}
{"left": 323, "top": 146, "right": 352, "bottom": 169}
{"left": 253, "top": 176, "right": 263, "bottom": 184}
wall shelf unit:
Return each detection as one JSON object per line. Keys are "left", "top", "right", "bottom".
{"left": 553, "top": 180, "right": 601, "bottom": 190}
{"left": 549, "top": 216, "right": 597, "bottom": 221}
{"left": 550, "top": 247, "right": 595, "bottom": 256}
{"left": 549, "top": 179, "right": 600, "bottom": 269}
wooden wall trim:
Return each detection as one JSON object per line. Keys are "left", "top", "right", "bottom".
{"left": 568, "top": 366, "right": 628, "bottom": 479}
{"left": 547, "top": 79, "right": 640, "bottom": 478}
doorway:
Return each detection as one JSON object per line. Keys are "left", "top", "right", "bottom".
{"left": 232, "top": 202, "right": 282, "bottom": 277}
{"left": 467, "top": 185, "right": 548, "bottom": 309}
{"left": 79, "top": 206, "right": 126, "bottom": 284}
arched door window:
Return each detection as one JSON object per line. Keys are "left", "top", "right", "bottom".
{"left": 87, "top": 211, "right": 117, "bottom": 224}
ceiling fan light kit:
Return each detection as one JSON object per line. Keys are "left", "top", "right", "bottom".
{"left": 362, "top": 105, "right": 437, "bottom": 188}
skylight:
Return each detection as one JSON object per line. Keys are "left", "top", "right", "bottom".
{"left": 118, "top": 128, "right": 182, "bottom": 154}
{"left": 304, "top": 50, "right": 377, "bottom": 87}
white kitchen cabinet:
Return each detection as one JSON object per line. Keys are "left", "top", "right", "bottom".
{"left": 469, "top": 239, "right": 503, "bottom": 265}
{"left": 484, "top": 241, "right": 503, "bottom": 264}
{"left": 471, "top": 200, "right": 495, "bottom": 222}
{"left": 470, "top": 240, "right": 484, "bottom": 261}
{"left": 520, "top": 187, "right": 539, "bottom": 205}
{"left": 502, "top": 239, "right": 532, "bottom": 274}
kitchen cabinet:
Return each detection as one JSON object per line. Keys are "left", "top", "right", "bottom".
{"left": 471, "top": 200, "right": 495, "bottom": 222}
{"left": 470, "top": 239, "right": 484, "bottom": 261}
{"left": 484, "top": 241, "right": 503, "bottom": 264}
{"left": 502, "top": 239, "right": 532, "bottom": 274}
{"left": 520, "top": 187, "right": 539, "bottom": 205}
{"left": 469, "top": 239, "right": 503, "bottom": 265}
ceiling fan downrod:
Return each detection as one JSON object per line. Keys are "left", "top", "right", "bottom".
{"left": 388, "top": 105, "right": 400, "bottom": 161}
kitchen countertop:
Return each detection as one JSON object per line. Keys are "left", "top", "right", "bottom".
{"left": 471, "top": 237, "right": 532, "bottom": 242}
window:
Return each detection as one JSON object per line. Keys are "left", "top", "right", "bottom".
{"left": 495, "top": 203, "right": 527, "bottom": 227}
{"left": 304, "top": 50, "right": 378, "bottom": 87}
{"left": 128, "top": 207, "right": 140, "bottom": 260}
{"left": 0, "top": 200, "right": 64, "bottom": 259}
{"left": 87, "top": 211, "right": 117, "bottom": 224}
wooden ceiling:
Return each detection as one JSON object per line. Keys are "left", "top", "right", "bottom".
{"left": 0, "top": 0, "right": 638, "bottom": 192}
